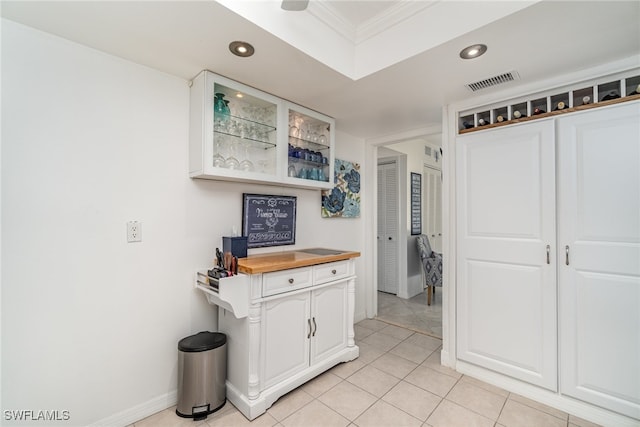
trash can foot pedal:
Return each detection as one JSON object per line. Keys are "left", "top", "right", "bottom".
{"left": 175, "top": 399, "right": 226, "bottom": 421}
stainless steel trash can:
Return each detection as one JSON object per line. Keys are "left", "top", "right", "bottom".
{"left": 176, "top": 331, "right": 227, "bottom": 420}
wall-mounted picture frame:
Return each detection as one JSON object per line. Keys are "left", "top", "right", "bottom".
{"left": 242, "top": 194, "right": 297, "bottom": 248}
{"left": 321, "top": 159, "right": 361, "bottom": 218}
{"left": 411, "top": 172, "right": 422, "bottom": 235}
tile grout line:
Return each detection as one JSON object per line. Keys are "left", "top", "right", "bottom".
{"left": 335, "top": 333, "right": 443, "bottom": 426}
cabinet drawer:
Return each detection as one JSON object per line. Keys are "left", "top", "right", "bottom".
{"left": 314, "top": 261, "right": 349, "bottom": 285}
{"left": 263, "top": 267, "right": 312, "bottom": 297}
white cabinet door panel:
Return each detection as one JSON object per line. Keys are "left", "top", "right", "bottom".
{"left": 262, "top": 293, "right": 310, "bottom": 389}
{"left": 558, "top": 102, "right": 640, "bottom": 419}
{"left": 465, "top": 260, "right": 547, "bottom": 374}
{"left": 310, "top": 282, "right": 348, "bottom": 364}
{"left": 457, "top": 120, "right": 557, "bottom": 391}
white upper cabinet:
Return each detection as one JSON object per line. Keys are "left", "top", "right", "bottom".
{"left": 189, "top": 71, "right": 334, "bottom": 190}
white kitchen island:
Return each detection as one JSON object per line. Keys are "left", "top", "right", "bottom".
{"left": 196, "top": 248, "right": 360, "bottom": 420}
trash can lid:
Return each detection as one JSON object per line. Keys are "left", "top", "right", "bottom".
{"left": 178, "top": 331, "right": 226, "bottom": 352}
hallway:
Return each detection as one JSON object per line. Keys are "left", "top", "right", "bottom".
{"left": 376, "top": 289, "right": 442, "bottom": 339}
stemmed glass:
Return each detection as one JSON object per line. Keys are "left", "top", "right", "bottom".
{"left": 224, "top": 137, "right": 240, "bottom": 169}
{"left": 212, "top": 136, "right": 226, "bottom": 167}
{"left": 239, "top": 141, "right": 254, "bottom": 172}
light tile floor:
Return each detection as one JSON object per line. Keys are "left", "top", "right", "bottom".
{"left": 132, "top": 319, "right": 601, "bottom": 427}
{"left": 376, "top": 289, "right": 442, "bottom": 339}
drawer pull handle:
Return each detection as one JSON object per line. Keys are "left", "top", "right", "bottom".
{"left": 307, "top": 319, "right": 312, "bottom": 339}
{"left": 312, "top": 317, "right": 317, "bottom": 337}
{"left": 288, "top": 278, "right": 294, "bottom": 284}
{"left": 331, "top": 269, "right": 337, "bottom": 274}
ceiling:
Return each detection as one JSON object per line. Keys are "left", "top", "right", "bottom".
{"left": 2, "top": 1, "right": 639, "bottom": 140}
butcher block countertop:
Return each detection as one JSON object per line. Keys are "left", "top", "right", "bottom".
{"left": 237, "top": 248, "right": 360, "bottom": 274}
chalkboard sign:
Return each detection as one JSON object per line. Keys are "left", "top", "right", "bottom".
{"left": 410, "top": 173, "right": 421, "bottom": 235}
{"left": 242, "top": 194, "right": 297, "bottom": 248}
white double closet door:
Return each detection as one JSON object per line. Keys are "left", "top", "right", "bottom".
{"left": 457, "top": 101, "right": 639, "bottom": 418}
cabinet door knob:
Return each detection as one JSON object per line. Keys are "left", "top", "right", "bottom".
{"left": 312, "top": 317, "right": 317, "bottom": 337}
{"left": 565, "top": 245, "right": 570, "bottom": 266}
{"left": 288, "top": 278, "right": 294, "bottom": 284}
{"left": 307, "top": 319, "right": 312, "bottom": 339}
{"left": 331, "top": 269, "right": 337, "bottom": 274}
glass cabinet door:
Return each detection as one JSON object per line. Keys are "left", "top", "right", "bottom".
{"left": 212, "top": 82, "right": 278, "bottom": 175}
{"left": 287, "top": 106, "right": 334, "bottom": 187}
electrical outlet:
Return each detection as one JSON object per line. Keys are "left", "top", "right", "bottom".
{"left": 127, "top": 221, "right": 142, "bottom": 243}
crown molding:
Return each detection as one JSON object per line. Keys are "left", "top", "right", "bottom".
{"left": 356, "top": 1, "right": 438, "bottom": 44}
{"left": 307, "top": 1, "right": 356, "bottom": 42}
{"left": 309, "top": 0, "right": 439, "bottom": 45}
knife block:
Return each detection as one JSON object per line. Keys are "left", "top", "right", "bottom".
{"left": 223, "top": 236, "right": 248, "bottom": 258}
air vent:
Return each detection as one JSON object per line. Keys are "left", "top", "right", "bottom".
{"left": 465, "top": 71, "right": 520, "bottom": 92}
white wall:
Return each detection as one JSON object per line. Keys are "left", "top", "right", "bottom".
{"left": 1, "top": 19, "right": 364, "bottom": 426}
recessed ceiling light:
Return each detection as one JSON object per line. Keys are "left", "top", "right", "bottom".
{"left": 460, "top": 44, "right": 487, "bottom": 59}
{"left": 229, "top": 41, "right": 255, "bottom": 58}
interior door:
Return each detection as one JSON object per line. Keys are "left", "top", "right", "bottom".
{"left": 377, "top": 161, "right": 399, "bottom": 294}
{"left": 557, "top": 101, "right": 640, "bottom": 419}
{"left": 456, "top": 120, "right": 558, "bottom": 391}
{"left": 423, "top": 165, "right": 443, "bottom": 253}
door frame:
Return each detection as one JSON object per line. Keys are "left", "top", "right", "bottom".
{"left": 364, "top": 125, "right": 442, "bottom": 320}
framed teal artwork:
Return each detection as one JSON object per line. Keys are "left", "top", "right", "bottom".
{"left": 321, "top": 159, "right": 361, "bottom": 218}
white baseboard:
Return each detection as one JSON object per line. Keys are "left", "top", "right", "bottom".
{"left": 88, "top": 390, "right": 177, "bottom": 427}
{"left": 457, "top": 361, "right": 639, "bottom": 427}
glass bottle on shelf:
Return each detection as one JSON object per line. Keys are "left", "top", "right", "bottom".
{"left": 214, "top": 93, "right": 228, "bottom": 116}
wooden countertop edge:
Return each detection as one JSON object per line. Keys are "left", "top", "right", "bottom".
{"left": 238, "top": 250, "right": 361, "bottom": 274}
